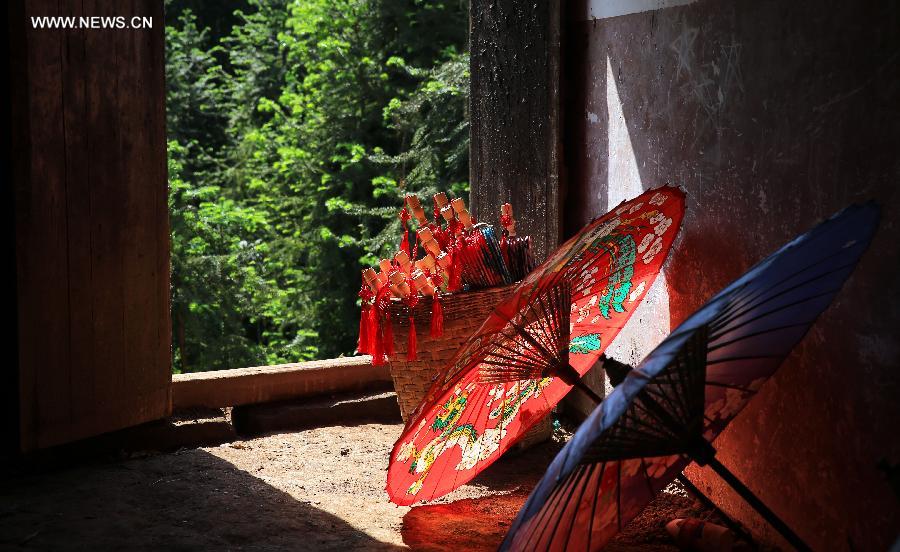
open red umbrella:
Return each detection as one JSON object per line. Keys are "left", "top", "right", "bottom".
{"left": 499, "top": 202, "right": 880, "bottom": 551}
{"left": 386, "top": 186, "right": 686, "bottom": 505}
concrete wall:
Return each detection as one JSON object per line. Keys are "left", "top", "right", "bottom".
{"left": 562, "top": 0, "right": 899, "bottom": 548}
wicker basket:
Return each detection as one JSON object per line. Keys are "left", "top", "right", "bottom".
{"left": 386, "top": 285, "right": 552, "bottom": 449}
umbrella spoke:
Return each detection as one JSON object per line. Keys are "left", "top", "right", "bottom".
{"left": 712, "top": 246, "right": 864, "bottom": 324}
{"left": 616, "top": 460, "right": 623, "bottom": 531}
{"left": 708, "top": 321, "right": 813, "bottom": 352}
{"left": 584, "top": 460, "right": 607, "bottom": 552}
{"left": 710, "top": 261, "right": 855, "bottom": 334}
{"left": 533, "top": 467, "right": 582, "bottom": 549}
{"left": 550, "top": 464, "right": 592, "bottom": 551}
{"left": 706, "top": 354, "right": 784, "bottom": 366}
{"left": 705, "top": 380, "right": 756, "bottom": 393}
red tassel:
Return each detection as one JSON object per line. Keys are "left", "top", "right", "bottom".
{"left": 367, "top": 306, "right": 378, "bottom": 354}
{"left": 430, "top": 295, "right": 444, "bottom": 337}
{"left": 357, "top": 283, "right": 376, "bottom": 355}
{"left": 371, "top": 314, "right": 384, "bottom": 365}
{"left": 399, "top": 207, "right": 411, "bottom": 257}
{"left": 406, "top": 316, "right": 418, "bottom": 360}
{"left": 450, "top": 250, "right": 463, "bottom": 291}
{"left": 357, "top": 304, "right": 370, "bottom": 354}
{"left": 383, "top": 313, "right": 395, "bottom": 356}
{"left": 400, "top": 233, "right": 409, "bottom": 258}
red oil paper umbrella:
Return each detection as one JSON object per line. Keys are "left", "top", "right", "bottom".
{"left": 386, "top": 186, "right": 686, "bottom": 505}
{"left": 499, "top": 203, "right": 880, "bottom": 552}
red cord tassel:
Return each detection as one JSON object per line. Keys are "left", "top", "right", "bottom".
{"left": 367, "top": 306, "right": 378, "bottom": 354}
{"left": 449, "top": 249, "right": 463, "bottom": 291}
{"left": 430, "top": 294, "right": 444, "bottom": 337}
{"left": 383, "top": 313, "right": 395, "bottom": 356}
{"left": 357, "top": 304, "right": 370, "bottom": 354}
{"left": 399, "top": 207, "right": 411, "bottom": 257}
{"left": 371, "top": 314, "right": 384, "bottom": 365}
{"left": 357, "top": 283, "right": 375, "bottom": 355}
{"left": 406, "top": 316, "right": 417, "bottom": 360}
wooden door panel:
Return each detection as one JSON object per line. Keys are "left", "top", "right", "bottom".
{"left": 12, "top": 0, "right": 171, "bottom": 451}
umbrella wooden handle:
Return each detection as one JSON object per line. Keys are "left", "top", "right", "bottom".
{"left": 439, "top": 205, "right": 455, "bottom": 222}
{"left": 362, "top": 268, "right": 380, "bottom": 292}
{"left": 423, "top": 238, "right": 441, "bottom": 257}
{"left": 457, "top": 209, "right": 474, "bottom": 230}
{"left": 450, "top": 197, "right": 467, "bottom": 214}
{"left": 394, "top": 250, "right": 413, "bottom": 274}
{"left": 405, "top": 194, "right": 428, "bottom": 225}
{"left": 411, "top": 269, "right": 436, "bottom": 296}
{"left": 389, "top": 270, "right": 411, "bottom": 298}
{"left": 416, "top": 255, "right": 436, "bottom": 273}
{"left": 417, "top": 227, "right": 434, "bottom": 243}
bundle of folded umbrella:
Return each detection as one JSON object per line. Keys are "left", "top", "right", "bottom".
{"left": 357, "top": 192, "right": 536, "bottom": 365}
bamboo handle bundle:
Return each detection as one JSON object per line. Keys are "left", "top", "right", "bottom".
{"left": 410, "top": 269, "right": 436, "bottom": 296}
{"left": 394, "top": 250, "right": 413, "bottom": 275}
{"left": 362, "top": 268, "right": 381, "bottom": 292}
{"left": 405, "top": 194, "right": 428, "bottom": 226}
{"left": 451, "top": 198, "right": 474, "bottom": 230}
{"left": 388, "top": 270, "right": 411, "bottom": 298}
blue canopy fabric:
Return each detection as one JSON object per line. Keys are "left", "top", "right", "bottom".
{"left": 501, "top": 202, "right": 880, "bottom": 552}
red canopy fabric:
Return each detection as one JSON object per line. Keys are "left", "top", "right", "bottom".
{"left": 386, "top": 186, "right": 686, "bottom": 505}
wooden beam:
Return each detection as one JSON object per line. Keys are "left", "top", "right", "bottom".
{"left": 469, "top": 0, "right": 563, "bottom": 262}
{"left": 172, "top": 356, "right": 392, "bottom": 409}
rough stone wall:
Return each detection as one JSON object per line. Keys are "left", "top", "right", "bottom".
{"left": 563, "top": 0, "right": 900, "bottom": 548}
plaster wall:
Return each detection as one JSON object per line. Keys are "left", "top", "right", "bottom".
{"left": 562, "top": 1, "right": 900, "bottom": 548}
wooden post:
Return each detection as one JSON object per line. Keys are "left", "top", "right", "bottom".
{"left": 469, "top": 0, "right": 563, "bottom": 262}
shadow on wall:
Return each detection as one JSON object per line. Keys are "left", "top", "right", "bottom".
{"left": 0, "top": 448, "right": 400, "bottom": 550}
{"left": 564, "top": 0, "right": 900, "bottom": 548}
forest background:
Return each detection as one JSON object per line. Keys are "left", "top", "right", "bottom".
{"left": 166, "top": 0, "right": 470, "bottom": 372}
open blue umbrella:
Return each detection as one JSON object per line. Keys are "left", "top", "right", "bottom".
{"left": 500, "top": 202, "right": 879, "bottom": 551}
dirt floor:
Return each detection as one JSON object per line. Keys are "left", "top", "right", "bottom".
{"left": 0, "top": 422, "right": 732, "bottom": 551}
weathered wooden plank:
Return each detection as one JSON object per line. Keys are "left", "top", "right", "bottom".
{"left": 469, "top": 0, "right": 563, "bottom": 262}
{"left": 60, "top": 0, "right": 97, "bottom": 434}
{"left": 147, "top": 0, "right": 173, "bottom": 412}
{"left": 84, "top": 0, "right": 129, "bottom": 442}
{"left": 17, "top": 0, "right": 72, "bottom": 452}
{"left": 7, "top": 0, "right": 31, "bottom": 453}
{"left": 172, "top": 357, "right": 391, "bottom": 410}
{"left": 120, "top": 0, "right": 161, "bottom": 415}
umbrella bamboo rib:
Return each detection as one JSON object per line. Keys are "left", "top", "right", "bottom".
{"left": 712, "top": 243, "right": 864, "bottom": 324}
{"left": 533, "top": 466, "right": 582, "bottom": 550}
{"left": 616, "top": 460, "right": 623, "bottom": 531}
{"left": 559, "top": 463, "right": 596, "bottom": 552}
{"left": 710, "top": 263, "right": 856, "bottom": 335}
{"left": 707, "top": 322, "right": 813, "bottom": 352}
{"left": 585, "top": 461, "right": 607, "bottom": 552}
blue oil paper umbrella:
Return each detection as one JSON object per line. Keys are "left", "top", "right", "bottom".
{"left": 500, "top": 202, "right": 879, "bottom": 552}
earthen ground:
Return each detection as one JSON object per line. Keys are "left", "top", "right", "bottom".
{"left": 0, "top": 422, "right": 733, "bottom": 550}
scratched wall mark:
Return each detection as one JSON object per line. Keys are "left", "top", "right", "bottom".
{"left": 669, "top": 19, "right": 744, "bottom": 127}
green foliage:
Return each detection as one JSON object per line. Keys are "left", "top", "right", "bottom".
{"left": 166, "top": 0, "right": 469, "bottom": 372}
